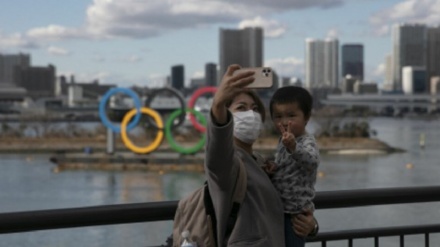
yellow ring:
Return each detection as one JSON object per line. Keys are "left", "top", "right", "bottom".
{"left": 121, "top": 107, "right": 164, "bottom": 154}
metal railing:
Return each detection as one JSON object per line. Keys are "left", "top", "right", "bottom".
{"left": 1, "top": 186, "right": 440, "bottom": 246}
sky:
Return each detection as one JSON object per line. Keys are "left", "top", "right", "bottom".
{"left": 1, "top": 0, "right": 440, "bottom": 88}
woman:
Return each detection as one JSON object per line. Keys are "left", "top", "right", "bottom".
{"left": 205, "top": 64, "right": 317, "bottom": 246}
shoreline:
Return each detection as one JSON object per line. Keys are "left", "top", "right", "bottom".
{"left": 0, "top": 136, "right": 405, "bottom": 155}
{"left": 1, "top": 136, "right": 404, "bottom": 172}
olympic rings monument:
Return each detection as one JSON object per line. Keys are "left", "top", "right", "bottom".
{"left": 98, "top": 86, "right": 217, "bottom": 156}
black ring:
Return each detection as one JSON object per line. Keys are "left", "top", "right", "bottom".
{"left": 144, "top": 87, "right": 186, "bottom": 130}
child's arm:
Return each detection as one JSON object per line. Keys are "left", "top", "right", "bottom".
{"left": 277, "top": 121, "right": 319, "bottom": 169}
{"left": 290, "top": 134, "right": 320, "bottom": 168}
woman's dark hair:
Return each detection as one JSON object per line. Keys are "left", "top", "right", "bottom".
{"left": 225, "top": 90, "right": 266, "bottom": 122}
{"left": 269, "top": 86, "right": 313, "bottom": 119}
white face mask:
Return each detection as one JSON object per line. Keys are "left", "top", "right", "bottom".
{"left": 232, "top": 110, "right": 263, "bottom": 144}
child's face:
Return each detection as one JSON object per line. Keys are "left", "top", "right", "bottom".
{"left": 271, "top": 102, "right": 309, "bottom": 137}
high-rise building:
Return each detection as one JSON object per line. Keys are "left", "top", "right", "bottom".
{"left": 306, "top": 39, "right": 324, "bottom": 89}
{"left": 324, "top": 39, "right": 339, "bottom": 88}
{"left": 427, "top": 26, "right": 440, "bottom": 92}
{"left": 0, "top": 53, "right": 30, "bottom": 84}
{"left": 205, "top": 63, "right": 217, "bottom": 87}
{"left": 342, "top": 75, "right": 357, "bottom": 93}
{"left": 190, "top": 78, "right": 205, "bottom": 88}
{"left": 392, "top": 24, "right": 427, "bottom": 91}
{"left": 431, "top": 76, "right": 440, "bottom": 94}
{"left": 14, "top": 64, "right": 56, "bottom": 99}
{"left": 219, "top": 27, "right": 263, "bottom": 77}
{"left": 385, "top": 54, "right": 393, "bottom": 86}
{"left": 171, "top": 65, "right": 184, "bottom": 91}
{"left": 305, "top": 38, "right": 339, "bottom": 89}
{"left": 402, "top": 66, "right": 427, "bottom": 94}
{"left": 341, "top": 44, "right": 364, "bottom": 80}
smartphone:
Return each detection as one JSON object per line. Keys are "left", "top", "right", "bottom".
{"left": 233, "top": 67, "right": 273, "bottom": 88}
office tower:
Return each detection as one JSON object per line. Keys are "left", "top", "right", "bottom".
{"left": 392, "top": 24, "right": 427, "bottom": 91}
{"left": 305, "top": 38, "right": 339, "bottom": 89}
{"left": 55, "top": 76, "right": 67, "bottom": 97}
{"left": 342, "top": 44, "right": 364, "bottom": 80}
{"left": 402, "top": 66, "right": 427, "bottom": 94}
{"left": 171, "top": 65, "right": 184, "bottom": 91}
{"left": 0, "top": 53, "right": 30, "bottom": 84}
{"left": 385, "top": 54, "right": 393, "bottom": 86}
{"left": 305, "top": 39, "right": 324, "bottom": 89}
{"left": 219, "top": 27, "right": 263, "bottom": 77}
{"left": 342, "top": 75, "right": 357, "bottom": 93}
{"left": 13, "top": 64, "right": 56, "bottom": 98}
{"left": 431, "top": 77, "right": 440, "bottom": 94}
{"left": 190, "top": 78, "right": 205, "bottom": 88}
{"left": 205, "top": 63, "right": 217, "bottom": 87}
{"left": 427, "top": 26, "right": 440, "bottom": 92}
{"left": 324, "top": 39, "right": 339, "bottom": 88}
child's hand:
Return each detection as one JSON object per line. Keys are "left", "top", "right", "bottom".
{"left": 277, "top": 122, "right": 296, "bottom": 153}
{"left": 262, "top": 160, "right": 277, "bottom": 175}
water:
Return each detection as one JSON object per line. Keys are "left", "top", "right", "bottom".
{"left": 0, "top": 117, "right": 439, "bottom": 246}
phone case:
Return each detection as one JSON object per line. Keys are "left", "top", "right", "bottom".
{"left": 233, "top": 67, "right": 273, "bottom": 88}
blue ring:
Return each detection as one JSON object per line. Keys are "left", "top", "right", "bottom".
{"left": 99, "top": 87, "right": 142, "bottom": 133}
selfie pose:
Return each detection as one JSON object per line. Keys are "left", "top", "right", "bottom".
{"left": 204, "top": 64, "right": 317, "bottom": 246}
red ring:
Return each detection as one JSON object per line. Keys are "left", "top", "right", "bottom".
{"left": 188, "top": 86, "right": 217, "bottom": 132}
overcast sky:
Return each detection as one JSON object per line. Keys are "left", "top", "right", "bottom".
{"left": 1, "top": 0, "right": 439, "bottom": 87}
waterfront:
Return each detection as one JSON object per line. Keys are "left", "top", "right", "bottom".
{"left": 0, "top": 117, "right": 440, "bottom": 246}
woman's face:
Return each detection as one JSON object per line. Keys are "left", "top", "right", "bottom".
{"left": 228, "top": 93, "right": 259, "bottom": 114}
{"left": 228, "top": 92, "right": 263, "bottom": 145}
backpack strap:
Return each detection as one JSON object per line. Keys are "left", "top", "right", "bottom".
{"left": 224, "top": 157, "right": 247, "bottom": 241}
{"left": 203, "top": 183, "right": 218, "bottom": 245}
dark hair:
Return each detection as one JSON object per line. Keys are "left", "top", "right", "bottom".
{"left": 269, "top": 86, "right": 313, "bottom": 119}
{"left": 225, "top": 90, "right": 266, "bottom": 122}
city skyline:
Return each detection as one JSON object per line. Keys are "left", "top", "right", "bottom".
{"left": 1, "top": 0, "right": 439, "bottom": 88}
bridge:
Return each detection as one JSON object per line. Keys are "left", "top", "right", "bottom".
{"left": 321, "top": 94, "right": 440, "bottom": 113}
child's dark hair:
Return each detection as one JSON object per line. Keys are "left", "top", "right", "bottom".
{"left": 269, "top": 86, "right": 313, "bottom": 118}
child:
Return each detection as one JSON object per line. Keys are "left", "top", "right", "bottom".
{"left": 269, "top": 86, "right": 320, "bottom": 247}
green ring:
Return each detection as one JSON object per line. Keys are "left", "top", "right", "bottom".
{"left": 165, "top": 108, "right": 206, "bottom": 154}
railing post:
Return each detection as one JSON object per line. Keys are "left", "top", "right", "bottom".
{"left": 374, "top": 236, "right": 379, "bottom": 247}
{"left": 348, "top": 238, "right": 353, "bottom": 247}
{"left": 425, "top": 233, "right": 429, "bottom": 247}
{"left": 400, "top": 235, "right": 404, "bottom": 247}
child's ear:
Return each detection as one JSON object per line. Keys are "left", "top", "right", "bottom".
{"left": 304, "top": 114, "right": 311, "bottom": 126}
